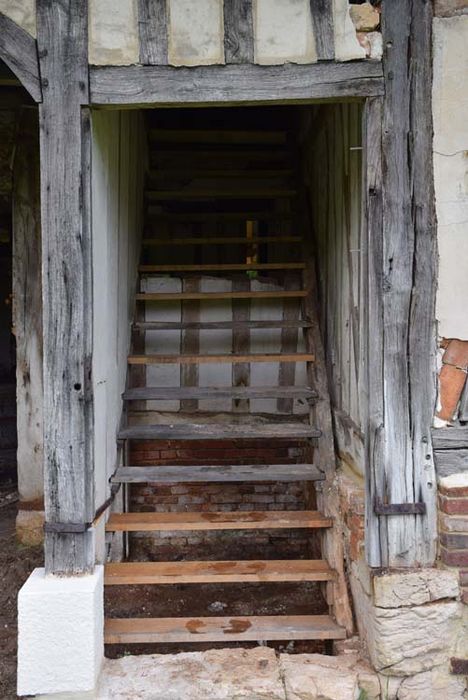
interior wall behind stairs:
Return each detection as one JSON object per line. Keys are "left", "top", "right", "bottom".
{"left": 302, "top": 103, "right": 365, "bottom": 479}
{"left": 91, "top": 110, "right": 146, "bottom": 561}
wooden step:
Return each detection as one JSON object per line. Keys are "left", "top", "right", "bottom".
{"left": 105, "top": 614, "right": 346, "bottom": 644}
{"left": 117, "top": 423, "right": 320, "bottom": 441}
{"left": 139, "top": 262, "right": 305, "bottom": 273}
{"left": 151, "top": 149, "right": 291, "bottom": 162}
{"left": 142, "top": 235, "right": 301, "bottom": 247}
{"left": 133, "top": 319, "right": 312, "bottom": 331}
{"left": 111, "top": 463, "right": 324, "bottom": 483}
{"left": 128, "top": 353, "right": 315, "bottom": 365}
{"left": 149, "top": 129, "right": 287, "bottom": 145}
{"left": 105, "top": 559, "right": 336, "bottom": 585}
{"left": 146, "top": 211, "right": 292, "bottom": 223}
{"left": 149, "top": 169, "right": 294, "bottom": 180}
{"left": 106, "top": 510, "right": 332, "bottom": 532}
{"left": 137, "top": 290, "right": 307, "bottom": 302}
{"left": 122, "top": 385, "right": 317, "bottom": 401}
{"left": 146, "top": 189, "right": 297, "bottom": 201}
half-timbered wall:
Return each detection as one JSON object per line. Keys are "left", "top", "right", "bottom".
{"left": 304, "top": 104, "right": 365, "bottom": 478}
{"left": 91, "top": 110, "right": 145, "bottom": 559}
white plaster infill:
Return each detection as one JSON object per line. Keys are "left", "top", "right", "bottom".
{"left": 17, "top": 566, "right": 104, "bottom": 698}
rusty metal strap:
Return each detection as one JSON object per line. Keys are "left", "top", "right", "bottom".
{"left": 374, "top": 498, "right": 426, "bottom": 516}
{"left": 43, "top": 483, "right": 121, "bottom": 534}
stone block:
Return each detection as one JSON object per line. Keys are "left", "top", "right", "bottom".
{"left": 97, "top": 647, "right": 285, "bottom": 699}
{"left": 396, "top": 665, "right": 467, "bottom": 699}
{"left": 372, "top": 569, "right": 459, "bottom": 608}
{"left": 350, "top": 3, "right": 380, "bottom": 32}
{"left": 280, "top": 654, "right": 360, "bottom": 700}
{"left": 357, "top": 31, "right": 383, "bottom": 60}
{"left": 434, "top": 0, "right": 468, "bottom": 17}
{"left": 16, "top": 509, "right": 44, "bottom": 546}
{"left": 333, "top": 0, "right": 366, "bottom": 61}
{"left": 17, "top": 566, "right": 104, "bottom": 696}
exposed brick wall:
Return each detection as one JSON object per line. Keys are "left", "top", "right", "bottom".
{"left": 439, "top": 475, "right": 468, "bottom": 575}
{"left": 128, "top": 439, "right": 316, "bottom": 560}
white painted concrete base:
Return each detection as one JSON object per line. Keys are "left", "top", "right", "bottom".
{"left": 17, "top": 566, "right": 104, "bottom": 697}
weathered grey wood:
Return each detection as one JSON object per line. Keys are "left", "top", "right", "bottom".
{"left": 12, "top": 110, "right": 43, "bottom": 510}
{"left": 232, "top": 277, "right": 250, "bottom": 412}
{"left": 278, "top": 273, "right": 300, "bottom": 413}
{"left": 90, "top": 62, "right": 384, "bottom": 106}
{"left": 181, "top": 278, "right": 199, "bottom": 411}
{"left": 138, "top": 0, "right": 168, "bottom": 65}
{"left": 363, "top": 97, "right": 385, "bottom": 567}
{"left": 223, "top": 0, "right": 254, "bottom": 64}
{"left": 123, "top": 385, "right": 317, "bottom": 400}
{"left": 134, "top": 319, "right": 312, "bottom": 330}
{"left": 118, "top": 422, "right": 320, "bottom": 441}
{"left": 432, "top": 427, "right": 468, "bottom": 450}
{"left": 434, "top": 449, "right": 468, "bottom": 478}
{"left": 37, "top": 0, "right": 94, "bottom": 575}
{"left": 0, "top": 12, "right": 42, "bottom": 102}
{"left": 309, "top": 0, "right": 335, "bottom": 61}
{"left": 372, "top": 0, "right": 437, "bottom": 567}
{"left": 112, "top": 463, "right": 324, "bottom": 483}
{"left": 459, "top": 379, "right": 468, "bottom": 422}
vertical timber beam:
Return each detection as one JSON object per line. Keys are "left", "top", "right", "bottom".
{"left": 37, "top": 0, "right": 94, "bottom": 575}
{"left": 367, "top": 0, "right": 437, "bottom": 567}
{"left": 223, "top": 0, "right": 254, "bottom": 64}
{"left": 309, "top": 0, "right": 335, "bottom": 61}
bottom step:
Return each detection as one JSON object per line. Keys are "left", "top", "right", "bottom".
{"left": 105, "top": 615, "right": 346, "bottom": 644}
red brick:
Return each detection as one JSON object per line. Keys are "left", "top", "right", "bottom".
{"left": 440, "top": 547, "right": 468, "bottom": 567}
{"left": 439, "top": 495, "right": 468, "bottom": 515}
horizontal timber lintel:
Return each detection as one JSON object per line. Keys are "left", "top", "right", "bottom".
{"left": 89, "top": 61, "right": 384, "bottom": 107}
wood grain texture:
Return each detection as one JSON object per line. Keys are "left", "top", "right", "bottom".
{"left": 106, "top": 510, "right": 333, "bottom": 531}
{"left": 138, "top": 0, "right": 168, "bottom": 65}
{"left": 90, "top": 62, "right": 384, "bottom": 106}
{"left": 0, "top": 12, "right": 42, "bottom": 102}
{"left": 377, "top": 0, "right": 437, "bottom": 567}
{"left": 112, "top": 463, "right": 325, "bottom": 483}
{"left": 432, "top": 427, "right": 468, "bottom": 450}
{"left": 128, "top": 353, "right": 314, "bottom": 364}
{"left": 434, "top": 448, "right": 468, "bottom": 478}
{"left": 105, "top": 559, "right": 336, "bottom": 585}
{"left": 118, "top": 422, "right": 320, "bottom": 441}
{"left": 223, "top": 0, "right": 254, "bottom": 64}
{"left": 37, "top": 0, "right": 94, "bottom": 574}
{"left": 133, "top": 320, "right": 312, "bottom": 331}
{"left": 105, "top": 615, "right": 346, "bottom": 643}
{"left": 137, "top": 290, "right": 307, "bottom": 300}
{"left": 123, "top": 385, "right": 317, "bottom": 400}
{"left": 310, "top": 0, "right": 335, "bottom": 61}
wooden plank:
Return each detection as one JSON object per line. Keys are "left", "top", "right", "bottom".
{"left": 146, "top": 188, "right": 297, "bottom": 200}
{"left": 123, "top": 385, "right": 317, "bottom": 400}
{"left": 133, "top": 320, "right": 313, "bottom": 331}
{"left": 128, "top": 353, "right": 315, "bottom": 365}
{"left": 146, "top": 211, "right": 292, "bottom": 223}
{"left": 232, "top": 277, "right": 250, "bottom": 413}
{"left": 181, "top": 278, "right": 199, "bottom": 411}
{"left": 150, "top": 149, "right": 291, "bottom": 163}
{"left": 142, "top": 236, "right": 302, "bottom": 246}
{"left": 150, "top": 128, "right": 284, "bottom": 144}
{"left": 309, "top": 0, "right": 335, "bottom": 61}
{"left": 149, "top": 169, "right": 293, "bottom": 180}
{"left": 37, "top": 0, "right": 94, "bottom": 575}
{"left": 223, "top": 0, "right": 254, "bottom": 64}
{"left": 111, "top": 463, "right": 325, "bottom": 483}
{"left": 138, "top": 0, "right": 168, "bottom": 65}
{"left": 90, "top": 62, "right": 385, "bottom": 106}
{"left": 139, "top": 263, "right": 305, "bottom": 272}
{"left": 104, "top": 614, "right": 346, "bottom": 644}
{"left": 105, "top": 559, "right": 336, "bottom": 585}
{"left": 434, "top": 449, "right": 468, "bottom": 479}
{"left": 137, "top": 290, "right": 307, "bottom": 301}
{"left": 106, "top": 510, "right": 333, "bottom": 531}
{"left": 118, "top": 423, "right": 320, "bottom": 441}
{"left": 0, "top": 12, "right": 42, "bottom": 102}
{"left": 432, "top": 427, "right": 468, "bottom": 450}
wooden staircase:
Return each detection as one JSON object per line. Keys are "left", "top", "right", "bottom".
{"left": 105, "top": 116, "right": 351, "bottom": 647}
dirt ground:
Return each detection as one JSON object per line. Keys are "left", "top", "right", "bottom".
{"left": 0, "top": 483, "right": 43, "bottom": 700}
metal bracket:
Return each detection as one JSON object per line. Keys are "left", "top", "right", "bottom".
{"left": 374, "top": 498, "right": 426, "bottom": 515}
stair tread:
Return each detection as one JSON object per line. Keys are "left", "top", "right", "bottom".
{"left": 139, "top": 263, "right": 305, "bottom": 272}
{"left": 147, "top": 211, "right": 293, "bottom": 223}
{"left": 105, "top": 614, "right": 346, "bottom": 643}
{"left": 106, "top": 510, "right": 332, "bottom": 532}
{"left": 105, "top": 559, "right": 336, "bottom": 585}
{"left": 127, "top": 353, "right": 315, "bottom": 365}
{"left": 133, "top": 320, "right": 313, "bottom": 330}
{"left": 123, "top": 385, "right": 317, "bottom": 401}
{"left": 146, "top": 189, "right": 297, "bottom": 200}
{"left": 136, "top": 290, "right": 307, "bottom": 301}
{"left": 111, "top": 464, "right": 324, "bottom": 483}
{"left": 142, "top": 235, "right": 301, "bottom": 246}
{"left": 117, "top": 423, "right": 320, "bottom": 441}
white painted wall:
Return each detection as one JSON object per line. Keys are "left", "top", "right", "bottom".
{"left": 0, "top": 0, "right": 36, "bottom": 36}
{"left": 91, "top": 110, "right": 145, "bottom": 561}
{"left": 433, "top": 16, "right": 468, "bottom": 340}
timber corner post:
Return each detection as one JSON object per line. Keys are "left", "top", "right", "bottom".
{"left": 36, "top": 0, "right": 95, "bottom": 576}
